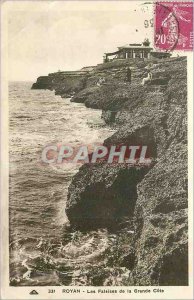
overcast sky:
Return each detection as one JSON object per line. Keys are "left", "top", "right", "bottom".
{"left": 5, "top": 1, "right": 153, "bottom": 81}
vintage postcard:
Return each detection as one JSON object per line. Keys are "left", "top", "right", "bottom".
{"left": 0, "top": 0, "right": 193, "bottom": 299}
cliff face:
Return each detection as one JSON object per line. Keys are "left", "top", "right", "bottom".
{"left": 32, "top": 70, "right": 89, "bottom": 97}
{"left": 31, "top": 76, "right": 53, "bottom": 90}
{"left": 32, "top": 57, "right": 188, "bottom": 285}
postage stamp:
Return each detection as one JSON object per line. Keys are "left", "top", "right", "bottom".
{"left": 155, "top": 1, "right": 193, "bottom": 51}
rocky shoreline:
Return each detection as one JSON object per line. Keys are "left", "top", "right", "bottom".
{"left": 32, "top": 56, "right": 188, "bottom": 285}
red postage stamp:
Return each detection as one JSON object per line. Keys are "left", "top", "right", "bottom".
{"left": 155, "top": 1, "right": 193, "bottom": 51}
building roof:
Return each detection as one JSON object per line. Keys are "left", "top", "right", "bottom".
{"left": 128, "top": 43, "right": 142, "bottom": 46}
{"left": 118, "top": 44, "right": 153, "bottom": 50}
{"left": 104, "top": 49, "right": 121, "bottom": 55}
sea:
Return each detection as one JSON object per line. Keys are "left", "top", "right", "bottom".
{"left": 9, "top": 81, "right": 130, "bottom": 286}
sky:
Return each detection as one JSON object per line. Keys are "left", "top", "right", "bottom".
{"left": 5, "top": 1, "right": 153, "bottom": 81}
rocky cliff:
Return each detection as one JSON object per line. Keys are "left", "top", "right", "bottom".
{"left": 32, "top": 57, "right": 188, "bottom": 285}
{"left": 32, "top": 70, "right": 89, "bottom": 97}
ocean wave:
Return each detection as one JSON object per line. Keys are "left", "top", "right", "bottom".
{"left": 9, "top": 81, "right": 115, "bottom": 286}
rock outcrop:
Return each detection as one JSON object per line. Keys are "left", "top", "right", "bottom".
{"left": 31, "top": 76, "right": 53, "bottom": 90}
{"left": 32, "top": 56, "right": 188, "bottom": 285}
{"left": 32, "top": 70, "right": 89, "bottom": 97}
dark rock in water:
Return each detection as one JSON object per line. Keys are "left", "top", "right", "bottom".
{"left": 101, "top": 110, "right": 117, "bottom": 123}
{"left": 66, "top": 163, "right": 148, "bottom": 230}
{"left": 31, "top": 71, "right": 89, "bottom": 95}
{"left": 71, "top": 86, "right": 99, "bottom": 104}
{"left": 31, "top": 76, "right": 53, "bottom": 90}
{"left": 32, "top": 56, "right": 188, "bottom": 285}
